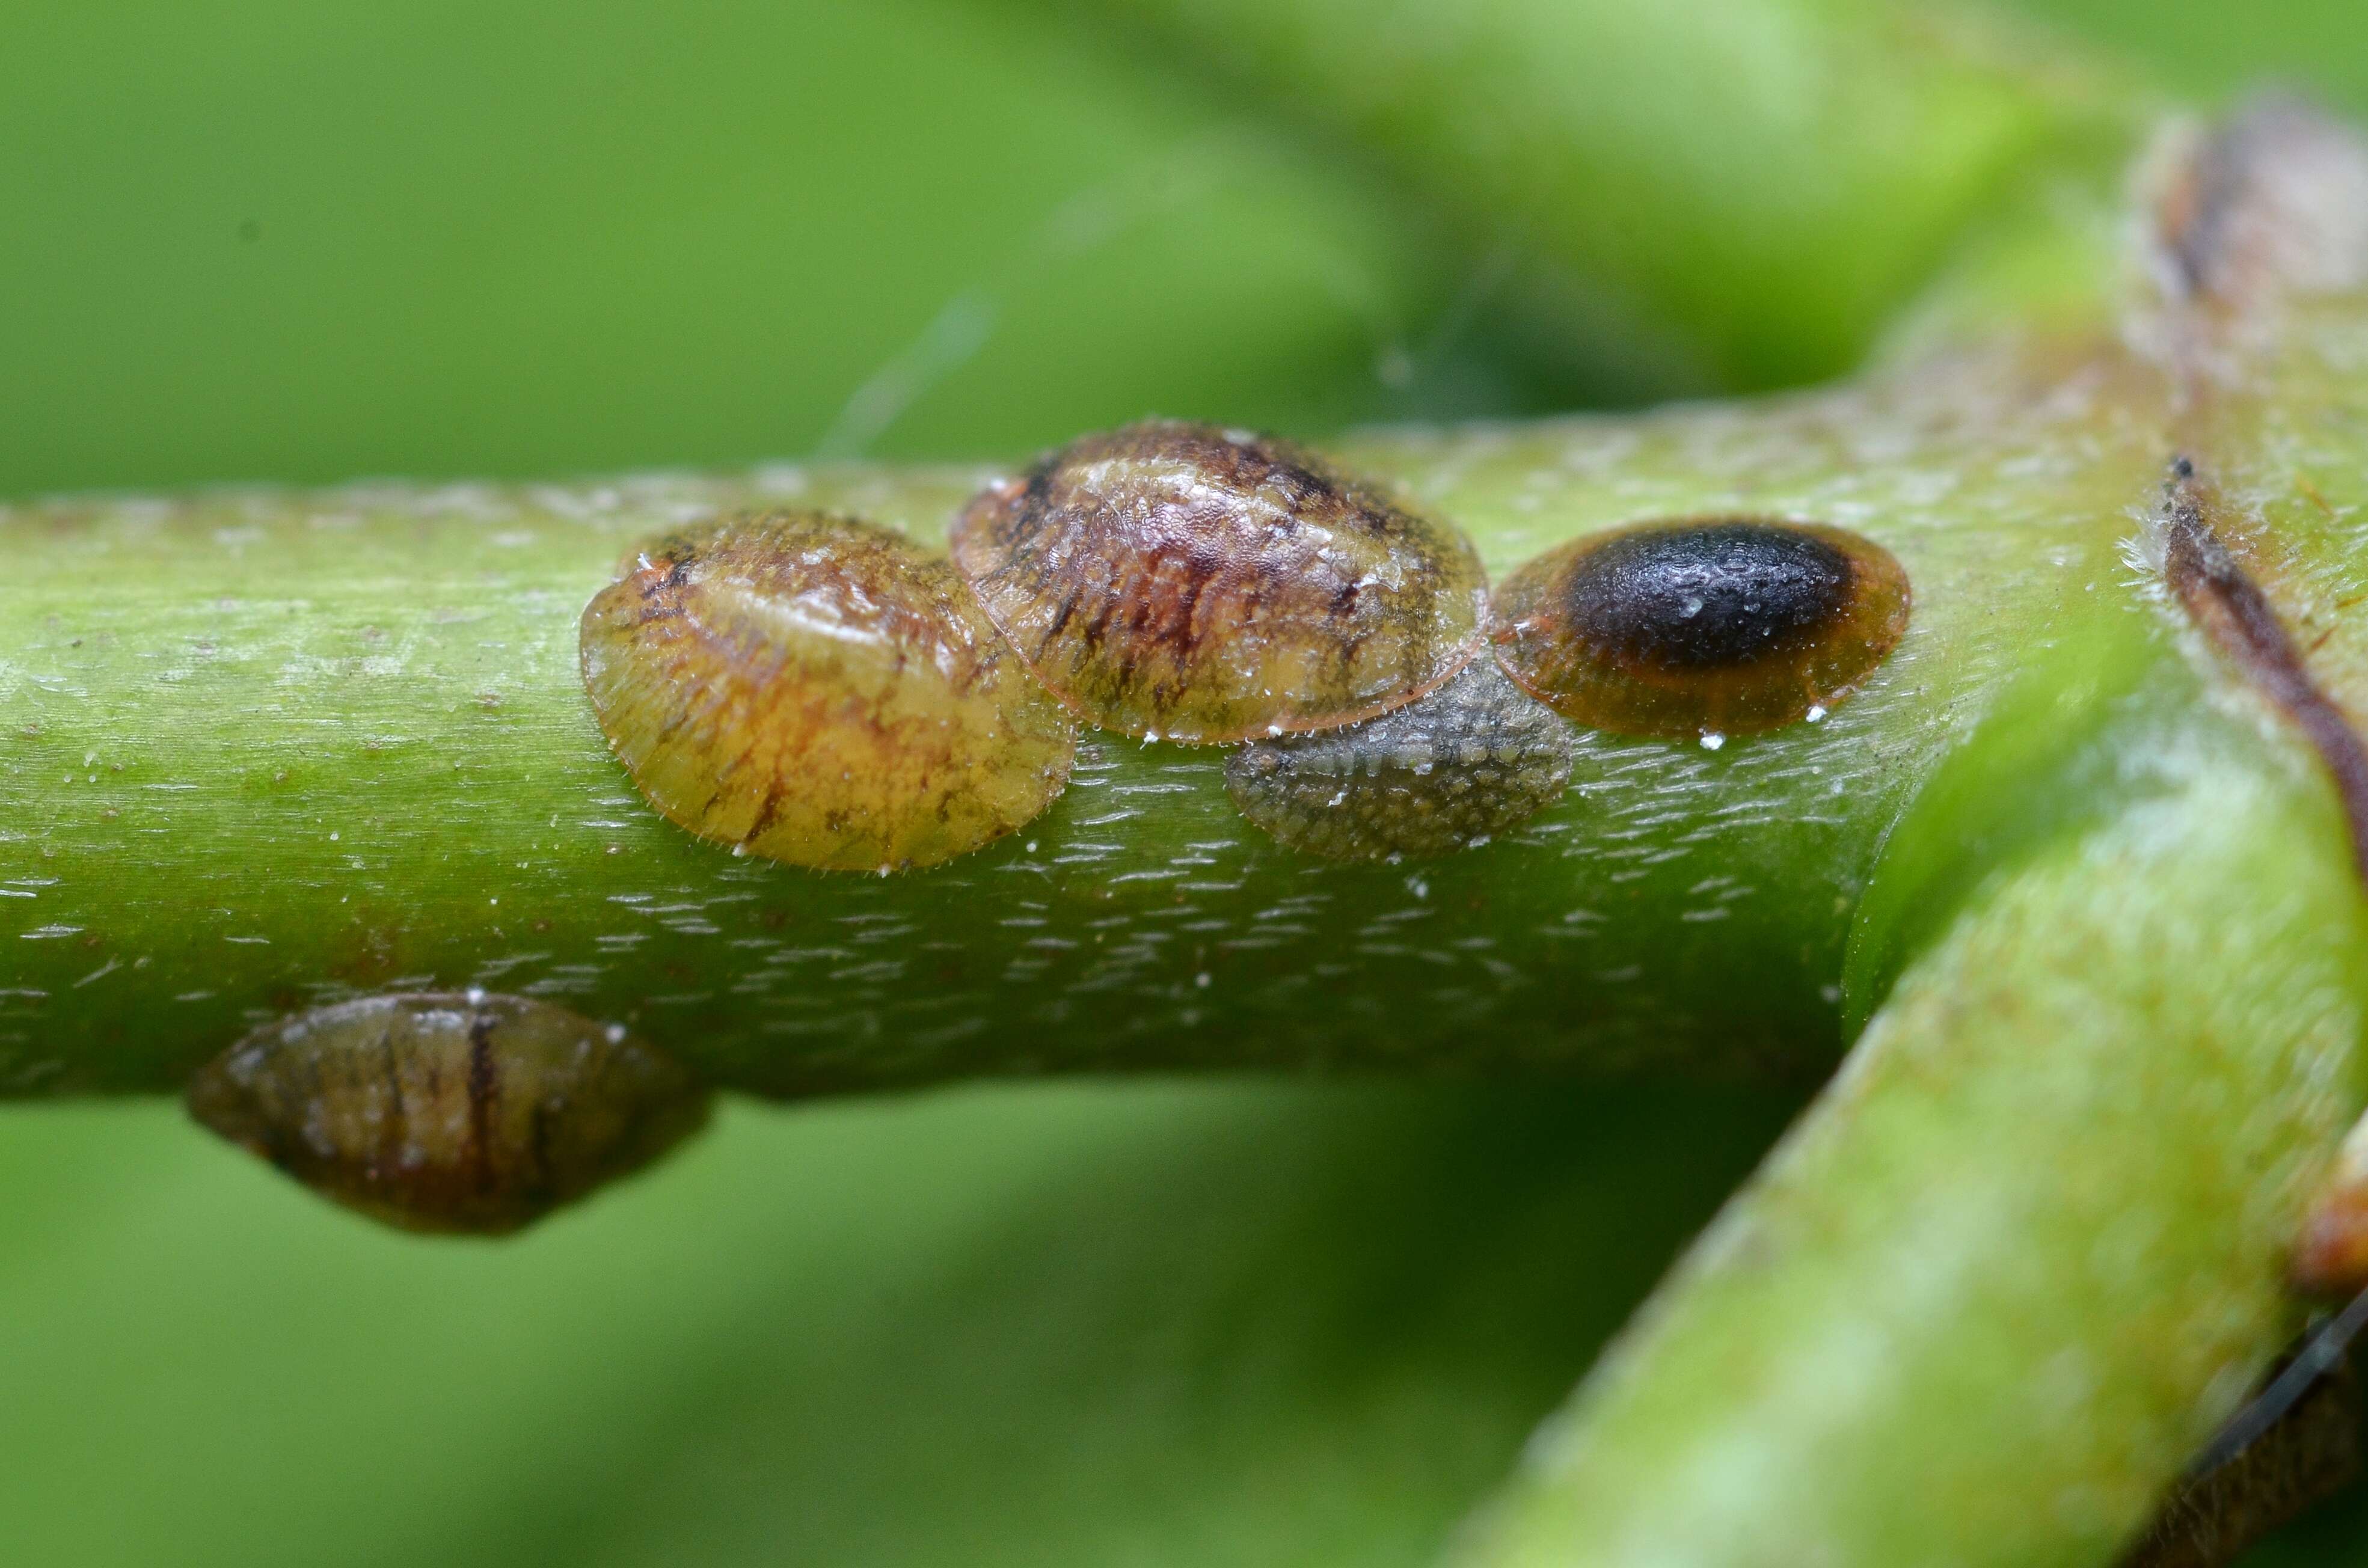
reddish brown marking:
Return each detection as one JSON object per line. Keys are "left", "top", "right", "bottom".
{"left": 2156, "top": 119, "right": 2253, "bottom": 304}
{"left": 2293, "top": 1183, "right": 2368, "bottom": 1298}
{"left": 465, "top": 1009, "right": 498, "bottom": 1197}
{"left": 2162, "top": 458, "right": 2368, "bottom": 883}
{"left": 949, "top": 421, "right": 1486, "bottom": 743}
{"left": 2151, "top": 98, "right": 2368, "bottom": 313}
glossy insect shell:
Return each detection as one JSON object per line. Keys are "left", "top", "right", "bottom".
{"left": 2292, "top": 1111, "right": 2368, "bottom": 1296}
{"left": 948, "top": 420, "right": 1488, "bottom": 744}
{"left": 580, "top": 510, "right": 1078, "bottom": 872}
{"left": 1226, "top": 658, "right": 1574, "bottom": 860}
{"left": 1488, "top": 518, "right": 1911, "bottom": 738}
{"left": 185, "top": 992, "right": 711, "bottom": 1234}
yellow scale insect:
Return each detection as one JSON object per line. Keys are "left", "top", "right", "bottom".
{"left": 580, "top": 509, "right": 1078, "bottom": 873}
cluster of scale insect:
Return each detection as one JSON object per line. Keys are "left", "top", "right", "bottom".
{"left": 575, "top": 417, "right": 1913, "bottom": 867}
{"left": 186, "top": 424, "right": 1916, "bottom": 1233}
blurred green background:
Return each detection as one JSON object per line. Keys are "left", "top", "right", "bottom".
{"left": 5, "top": 2, "right": 2368, "bottom": 1564}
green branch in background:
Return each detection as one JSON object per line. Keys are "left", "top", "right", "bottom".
{"left": 1054, "top": 0, "right": 2147, "bottom": 388}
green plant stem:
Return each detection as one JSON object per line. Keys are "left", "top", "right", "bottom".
{"left": 1449, "top": 605, "right": 2368, "bottom": 1565}
{"left": 2, "top": 313, "right": 2171, "bottom": 1100}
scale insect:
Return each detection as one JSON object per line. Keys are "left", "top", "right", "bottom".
{"left": 946, "top": 420, "right": 1489, "bottom": 744}
{"left": 1224, "top": 657, "right": 1574, "bottom": 860}
{"left": 580, "top": 509, "right": 1078, "bottom": 872}
{"left": 185, "top": 992, "right": 711, "bottom": 1234}
{"left": 1487, "top": 517, "right": 1911, "bottom": 741}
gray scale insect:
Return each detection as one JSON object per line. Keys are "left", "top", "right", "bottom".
{"left": 1225, "top": 658, "right": 1574, "bottom": 860}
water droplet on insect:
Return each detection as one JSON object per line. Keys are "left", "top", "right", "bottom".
{"left": 1489, "top": 517, "right": 1909, "bottom": 737}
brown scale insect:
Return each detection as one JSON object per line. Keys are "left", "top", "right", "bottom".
{"left": 2293, "top": 1108, "right": 2368, "bottom": 1297}
{"left": 185, "top": 992, "right": 710, "bottom": 1235}
{"left": 1225, "top": 658, "right": 1573, "bottom": 860}
{"left": 948, "top": 420, "right": 1488, "bottom": 744}
{"left": 1488, "top": 517, "right": 1910, "bottom": 740}
{"left": 580, "top": 510, "right": 1078, "bottom": 872}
